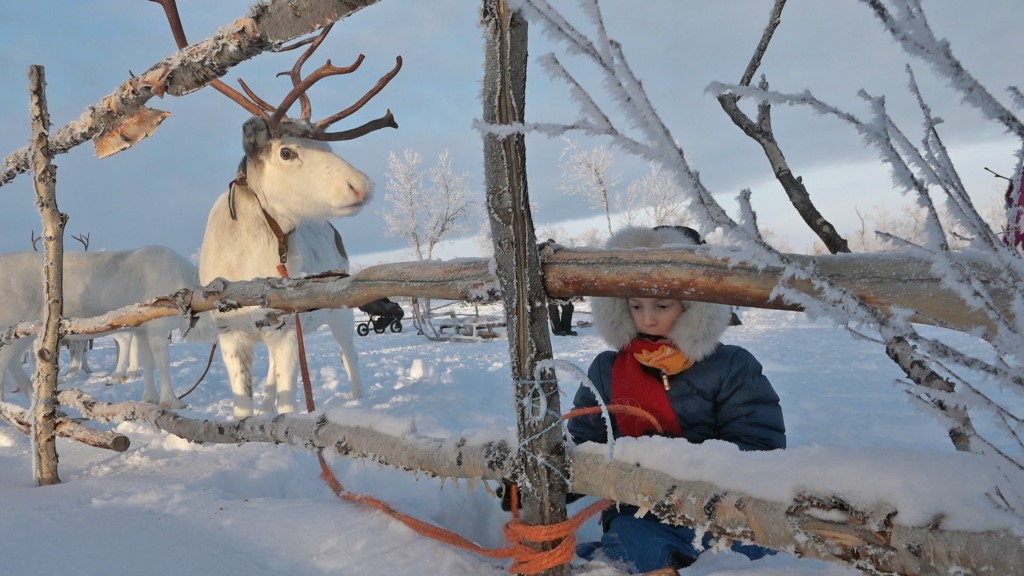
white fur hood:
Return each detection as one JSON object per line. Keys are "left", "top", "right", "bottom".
{"left": 591, "top": 226, "right": 732, "bottom": 362}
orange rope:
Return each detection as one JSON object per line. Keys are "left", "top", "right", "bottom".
{"left": 309, "top": 403, "right": 659, "bottom": 574}
{"left": 317, "top": 449, "right": 612, "bottom": 574}
{"left": 562, "top": 403, "right": 665, "bottom": 434}
{"left": 274, "top": 267, "right": 656, "bottom": 575}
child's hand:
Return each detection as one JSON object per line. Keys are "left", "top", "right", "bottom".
{"left": 634, "top": 345, "right": 693, "bottom": 375}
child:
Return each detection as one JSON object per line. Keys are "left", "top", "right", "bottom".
{"left": 569, "top": 225, "right": 786, "bottom": 573}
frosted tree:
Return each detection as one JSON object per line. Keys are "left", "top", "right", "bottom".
{"left": 557, "top": 137, "right": 620, "bottom": 236}
{"left": 850, "top": 204, "right": 972, "bottom": 252}
{"left": 382, "top": 148, "right": 475, "bottom": 339}
{"left": 381, "top": 148, "right": 474, "bottom": 261}
{"left": 619, "top": 161, "right": 691, "bottom": 228}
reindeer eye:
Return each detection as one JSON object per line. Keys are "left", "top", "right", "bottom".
{"left": 279, "top": 147, "right": 296, "bottom": 161}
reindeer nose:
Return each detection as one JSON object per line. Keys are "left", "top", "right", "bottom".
{"left": 348, "top": 182, "right": 369, "bottom": 203}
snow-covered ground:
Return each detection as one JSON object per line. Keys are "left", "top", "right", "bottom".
{"left": 0, "top": 303, "right": 1017, "bottom": 575}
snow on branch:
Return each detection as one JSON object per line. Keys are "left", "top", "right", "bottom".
{"left": 57, "top": 387, "right": 1024, "bottom": 576}
{"left": 861, "top": 0, "right": 1024, "bottom": 138}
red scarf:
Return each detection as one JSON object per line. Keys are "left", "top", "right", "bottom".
{"left": 610, "top": 339, "right": 684, "bottom": 437}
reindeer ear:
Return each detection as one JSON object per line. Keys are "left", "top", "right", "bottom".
{"left": 241, "top": 117, "right": 272, "bottom": 158}
{"left": 228, "top": 157, "right": 249, "bottom": 221}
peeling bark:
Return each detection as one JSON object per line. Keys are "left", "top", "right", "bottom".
{"left": 1, "top": 0, "right": 382, "bottom": 184}
{"left": 0, "top": 401, "right": 129, "bottom": 452}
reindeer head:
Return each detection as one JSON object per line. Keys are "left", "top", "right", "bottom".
{"left": 238, "top": 117, "right": 374, "bottom": 224}
{"left": 152, "top": 0, "right": 401, "bottom": 228}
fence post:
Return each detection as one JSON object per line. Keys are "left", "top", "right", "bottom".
{"left": 481, "top": 2, "right": 570, "bottom": 574}
{"left": 27, "top": 64, "right": 64, "bottom": 486}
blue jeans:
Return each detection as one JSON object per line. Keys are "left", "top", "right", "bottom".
{"left": 576, "top": 511, "right": 775, "bottom": 573}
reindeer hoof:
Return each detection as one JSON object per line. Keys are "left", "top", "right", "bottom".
{"left": 161, "top": 397, "right": 186, "bottom": 410}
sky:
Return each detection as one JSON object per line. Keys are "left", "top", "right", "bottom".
{"left": 1, "top": 304, "right": 1019, "bottom": 575}
{"left": 1, "top": 1, "right": 1023, "bottom": 262}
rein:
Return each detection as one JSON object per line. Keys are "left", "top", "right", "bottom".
{"left": 230, "top": 171, "right": 293, "bottom": 266}
{"left": 177, "top": 342, "right": 217, "bottom": 401}
{"left": 258, "top": 206, "right": 315, "bottom": 413}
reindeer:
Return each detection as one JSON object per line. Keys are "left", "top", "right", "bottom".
{"left": 27, "top": 231, "right": 145, "bottom": 382}
{"left": 153, "top": 1, "right": 401, "bottom": 418}
{"left": 36, "top": 231, "right": 107, "bottom": 374}
{"left": 0, "top": 246, "right": 210, "bottom": 408}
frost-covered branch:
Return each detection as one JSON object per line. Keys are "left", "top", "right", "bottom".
{"left": 514, "top": 0, "right": 1024, "bottom": 494}
{"left": 714, "top": 0, "right": 852, "bottom": 254}
{"left": 861, "top": 0, "right": 1024, "bottom": 138}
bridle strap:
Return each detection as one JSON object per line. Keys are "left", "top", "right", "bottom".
{"left": 260, "top": 205, "right": 292, "bottom": 266}
{"left": 228, "top": 171, "right": 292, "bottom": 266}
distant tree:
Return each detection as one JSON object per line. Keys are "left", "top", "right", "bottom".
{"left": 535, "top": 225, "right": 604, "bottom": 249}
{"left": 619, "top": 162, "right": 691, "bottom": 228}
{"left": 382, "top": 149, "right": 474, "bottom": 261}
{"left": 575, "top": 227, "right": 604, "bottom": 248}
{"left": 558, "top": 137, "right": 620, "bottom": 236}
{"left": 849, "top": 203, "right": 977, "bottom": 252}
{"left": 381, "top": 148, "right": 476, "bottom": 340}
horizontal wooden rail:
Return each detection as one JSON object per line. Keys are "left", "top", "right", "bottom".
{"left": 57, "top": 388, "right": 1024, "bottom": 576}
{"left": 0, "top": 247, "right": 1006, "bottom": 347}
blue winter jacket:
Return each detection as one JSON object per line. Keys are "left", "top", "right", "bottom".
{"left": 568, "top": 344, "right": 786, "bottom": 451}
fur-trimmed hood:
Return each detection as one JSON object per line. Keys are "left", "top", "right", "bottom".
{"left": 592, "top": 226, "right": 732, "bottom": 362}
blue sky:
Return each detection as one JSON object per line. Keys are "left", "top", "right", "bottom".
{"left": 1, "top": 0, "right": 1022, "bottom": 263}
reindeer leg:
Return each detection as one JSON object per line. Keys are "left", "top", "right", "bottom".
{"left": 218, "top": 331, "right": 255, "bottom": 419}
{"left": 265, "top": 330, "right": 299, "bottom": 415}
{"left": 150, "top": 327, "right": 184, "bottom": 410}
{"left": 327, "top": 308, "right": 362, "bottom": 399}
{"left": 109, "top": 332, "right": 135, "bottom": 384}
{"left": 0, "top": 340, "right": 32, "bottom": 402}
{"left": 136, "top": 330, "right": 159, "bottom": 405}
{"left": 260, "top": 353, "right": 278, "bottom": 415}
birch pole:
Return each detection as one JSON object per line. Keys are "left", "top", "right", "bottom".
{"left": 27, "top": 65, "right": 64, "bottom": 486}
{"left": 481, "top": 1, "right": 570, "bottom": 574}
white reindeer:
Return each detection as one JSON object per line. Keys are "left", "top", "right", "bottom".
{"left": 0, "top": 246, "right": 207, "bottom": 408}
{"left": 155, "top": 1, "right": 400, "bottom": 418}
{"left": 200, "top": 200, "right": 365, "bottom": 417}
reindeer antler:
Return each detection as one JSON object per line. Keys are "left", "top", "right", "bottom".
{"left": 72, "top": 232, "right": 90, "bottom": 251}
{"left": 150, "top": 0, "right": 400, "bottom": 140}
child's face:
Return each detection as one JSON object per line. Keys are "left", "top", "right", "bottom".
{"left": 628, "top": 298, "right": 685, "bottom": 338}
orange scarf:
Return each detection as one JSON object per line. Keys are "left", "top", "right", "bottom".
{"left": 610, "top": 339, "right": 684, "bottom": 437}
